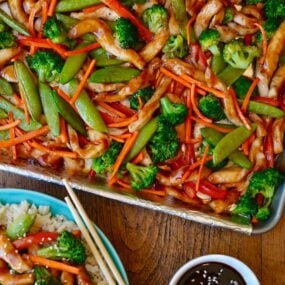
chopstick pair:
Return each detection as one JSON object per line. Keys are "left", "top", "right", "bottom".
{"left": 62, "top": 178, "right": 126, "bottom": 285}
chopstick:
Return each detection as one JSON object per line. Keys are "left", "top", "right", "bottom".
{"left": 63, "top": 179, "right": 126, "bottom": 285}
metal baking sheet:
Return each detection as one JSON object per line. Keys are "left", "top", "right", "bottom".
{"left": 0, "top": 156, "right": 284, "bottom": 234}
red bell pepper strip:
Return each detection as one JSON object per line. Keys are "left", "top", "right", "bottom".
{"left": 253, "top": 96, "right": 279, "bottom": 107}
{"left": 100, "top": 0, "right": 153, "bottom": 42}
{"left": 199, "top": 180, "right": 228, "bottom": 200}
{"left": 13, "top": 232, "right": 58, "bottom": 250}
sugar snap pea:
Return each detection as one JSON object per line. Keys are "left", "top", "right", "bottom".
{"left": 14, "top": 60, "right": 42, "bottom": 121}
{"left": 39, "top": 83, "right": 60, "bottom": 136}
{"left": 0, "top": 96, "right": 41, "bottom": 131}
{"left": 0, "top": 130, "right": 9, "bottom": 140}
{"left": 0, "top": 9, "right": 29, "bottom": 36}
{"left": 213, "top": 124, "right": 257, "bottom": 165}
{"left": 56, "top": 0, "right": 101, "bottom": 12}
{"left": 89, "top": 48, "right": 124, "bottom": 67}
{"left": 217, "top": 65, "right": 245, "bottom": 86}
{"left": 0, "top": 77, "right": 13, "bottom": 96}
{"left": 89, "top": 66, "right": 140, "bottom": 83}
{"left": 59, "top": 79, "right": 108, "bottom": 133}
{"left": 0, "top": 108, "right": 7, "bottom": 119}
{"left": 60, "top": 42, "right": 88, "bottom": 84}
{"left": 51, "top": 90, "right": 87, "bottom": 135}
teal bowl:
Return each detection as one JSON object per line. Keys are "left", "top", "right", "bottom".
{"left": 0, "top": 188, "right": 129, "bottom": 285}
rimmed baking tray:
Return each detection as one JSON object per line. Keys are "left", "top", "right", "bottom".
{"left": 0, "top": 157, "right": 284, "bottom": 235}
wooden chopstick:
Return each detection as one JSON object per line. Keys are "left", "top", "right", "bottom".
{"left": 63, "top": 179, "right": 126, "bottom": 285}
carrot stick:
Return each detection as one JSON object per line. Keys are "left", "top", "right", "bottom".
{"left": 138, "top": 96, "right": 144, "bottom": 110}
{"left": 47, "top": 0, "right": 57, "bottom": 17}
{"left": 15, "top": 128, "right": 33, "bottom": 151}
{"left": 19, "top": 39, "right": 51, "bottom": 49}
{"left": 254, "top": 23, "right": 267, "bottom": 65}
{"left": 109, "top": 131, "right": 139, "bottom": 182}
{"left": 19, "top": 87, "right": 30, "bottom": 124}
{"left": 97, "top": 102, "right": 126, "bottom": 118}
{"left": 0, "top": 119, "right": 21, "bottom": 131}
{"left": 108, "top": 136, "right": 125, "bottom": 143}
{"left": 83, "top": 4, "right": 105, "bottom": 14}
{"left": 107, "top": 115, "right": 138, "bottom": 128}
{"left": 160, "top": 68, "right": 192, "bottom": 89}
{"left": 186, "top": 16, "right": 196, "bottom": 46}
{"left": 131, "top": 151, "right": 144, "bottom": 164}
{"left": 12, "top": 93, "right": 22, "bottom": 107}
{"left": 29, "top": 255, "right": 81, "bottom": 275}
{"left": 46, "top": 39, "right": 67, "bottom": 58}
{"left": 64, "top": 42, "right": 100, "bottom": 57}
{"left": 0, "top": 126, "right": 49, "bottom": 148}
{"left": 116, "top": 178, "right": 132, "bottom": 189}
{"left": 30, "top": 141, "right": 78, "bottom": 158}
{"left": 70, "top": 59, "right": 96, "bottom": 104}
{"left": 241, "top": 78, "right": 260, "bottom": 112}
{"left": 195, "top": 144, "right": 209, "bottom": 191}
{"left": 8, "top": 113, "right": 17, "bottom": 160}
{"left": 190, "top": 116, "right": 232, "bottom": 133}
{"left": 141, "top": 189, "right": 166, "bottom": 197}
{"left": 60, "top": 117, "right": 68, "bottom": 144}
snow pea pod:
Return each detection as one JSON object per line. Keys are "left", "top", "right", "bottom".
{"left": 89, "top": 66, "right": 140, "bottom": 83}
{"left": 14, "top": 60, "right": 42, "bottom": 121}
{"left": 218, "top": 65, "right": 245, "bottom": 86}
{"left": 0, "top": 108, "right": 7, "bottom": 119}
{"left": 0, "top": 9, "right": 29, "bottom": 36}
{"left": 213, "top": 124, "right": 257, "bottom": 165}
{"left": 51, "top": 91, "right": 86, "bottom": 135}
{"left": 39, "top": 83, "right": 60, "bottom": 136}
{"left": 60, "top": 42, "right": 88, "bottom": 84}
{"left": 0, "top": 96, "right": 41, "bottom": 131}
{"left": 59, "top": 79, "right": 108, "bottom": 133}
{"left": 89, "top": 48, "right": 124, "bottom": 67}
{"left": 0, "top": 77, "right": 13, "bottom": 96}
{"left": 211, "top": 54, "right": 227, "bottom": 75}
{"left": 0, "top": 130, "right": 9, "bottom": 140}
{"left": 56, "top": 0, "right": 101, "bottom": 12}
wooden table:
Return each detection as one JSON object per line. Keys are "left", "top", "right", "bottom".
{"left": 1, "top": 171, "right": 284, "bottom": 285}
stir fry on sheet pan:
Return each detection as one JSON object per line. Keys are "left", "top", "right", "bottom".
{"left": 0, "top": 0, "right": 284, "bottom": 224}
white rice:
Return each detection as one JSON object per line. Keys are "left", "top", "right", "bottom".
{"left": 0, "top": 200, "right": 107, "bottom": 285}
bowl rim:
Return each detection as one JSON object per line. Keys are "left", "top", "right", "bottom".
{"left": 169, "top": 254, "right": 260, "bottom": 285}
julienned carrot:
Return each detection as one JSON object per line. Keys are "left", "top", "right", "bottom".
{"left": 97, "top": 102, "right": 126, "bottom": 118}
{"left": 108, "top": 135, "right": 125, "bottom": 143}
{"left": 0, "top": 126, "right": 49, "bottom": 148}
{"left": 15, "top": 128, "right": 32, "bottom": 151}
{"left": 131, "top": 151, "right": 144, "bottom": 164}
{"left": 160, "top": 68, "right": 192, "bottom": 89}
{"left": 19, "top": 39, "right": 51, "bottom": 49}
{"left": 254, "top": 23, "right": 267, "bottom": 65}
{"left": 190, "top": 83, "right": 212, "bottom": 123}
{"left": 46, "top": 39, "right": 67, "bottom": 58}
{"left": 56, "top": 88, "right": 78, "bottom": 112}
{"left": 60, "top": 117, "right": 68, "bottom": 144}
{"left": 141, "top": 189, "right": 166, "bottom": 197}
{"left": 83, "top": 4, "right": 105, "bottom": 14}
{"left": 29, "top": 255, "right": 81, "bottom": 275}
{"left": 195, "top": 144, "right": 209, "bottom": 192}
{"left": 19, "top": 87, "right": 30, "bottom": 124}
{"left": 252, "top": 97, "right": 279, "bottom": 106}
{"left": 109, "top": 131, "right": 139, "bottom": 182}
{"left": 107, "top": 115, "right": 138, "bottom": 128}
{"left": 47, "top": 0, "right": 57, "bottom": 17}
{"left": 241, "top": 77, "right": 260, "bottom": 111}
{"left": 186, "top": 15, "right": 196, "bottom": 46}
{"left": 12, "top": 93, "right": 22, "bottom": 107}
{"left": 30, "top": 141, "right": 78, "bottom": 159}
{"left": 65, "top": 42, "right": 101, "bottom": 57}
{"left": 70, "top": 59, "right": 96, "bottom": 104}
{"left": 190, "top": 116, "right": 232, "bottom": 133}
{"left": 0, "top": 119, "right": 21, "bottom": 131}
{"left": 116, "top": 178, "right": 132, "bottom": 189}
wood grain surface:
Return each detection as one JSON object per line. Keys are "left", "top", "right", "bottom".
{"left": 0, "top": 171, "right": 284, "bottom": 285}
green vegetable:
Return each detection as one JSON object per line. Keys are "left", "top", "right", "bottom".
{"left": 60, "top": 42, "right": 88, "bottom": 84}
{"left": 232, "top": 194, "right": 258, "bottom": 221}
{"left": 56, "top": 0, "right": 101, "bottom": 12}
{"left": 211, "top": 54, "right": 227, "bottom": 74}
{"left": 234, "top": 76, "right": 258, "bottom": 99}
{"left": 199, "top": 29, "right": 221, "bottom": 55}
{"left": 6, "top": 213, "right": 36, "bottom": 240}
{"left": 39, "top": 83, "right": 60, "bottom": 136}
{"left": 217, "top": 65, "right": 245, "bottom": 86}
{"left": 0, "top": 130, "right": 9, "bottom": 140}
{"left": 169, "top": 0, "right": 188, "bottom": 34}
{"left": 256, "top": 19, "right": 281, "bottom": 43}
{"left": 0, "top": 108, "right": 7, "bottom": 119}
{"left": 213, "top": 124, "right": 257, "bottom": 165}
{"left": 114, "top": 18, "right": 139, "bottom": 49}
{"left": 142, "top": 4, "right": 168, "bottom": 33}
{"left": 89, "top": 66, "right": 140, "bottom": 83}
{"left": 126, "top": 162, "right": 158, "bottom": 191}
{"left": 0, "top": 96, "right": 41, "bottom": 131}
{"left": 148, "top": 117, "right": 179, "bottom": 163}
{"left": 34, "top": 266, "right": 60, "bottom": 285}
{"left": 121, "top": 0, "right": 146, "bottom": 8}
{"left": 162, "top": 34, "right": 188, "bottom": 59}
{"left": 0, "top": 77, "right": 13, "bottom": 96}
{"left": 51, "top": 91, "right": 86, "bottom": 135}
{"left": 14, "top": 60, "right": 42, "bottom": 121}
{"left": 0, "top": 9, "right": 29, "bottom": 36}
{"left": 222, "top": 7, "right": 234, "bottom": 24}
{"left": 27, "top": 50, "right": 64, "bottom": 83}
{"left": 60, "top": 79, "right": 108, "bottom": 133}
{"left": 89, "top": 48, "right": 123, "bottom": 67}
{"left": 92, "top": 141, "right": 123, "bottom": 174}
{"left": 222, "top": 40, "right": 260, "bottom": 69}
{"left": 129, "top": 86, "right": 154, "bottom": 110}
{"left": 198, "top": 94, "right": 226, "bottom": 121}
{"left": 160, "top": 97, "right": 187, "bottom": 125}
{"left": 245, "top": 0, "right": 263, "bottom": 4}
{"left": 37, "top": 231, "right": 86, "bottom": 265}
{"left": 264, "top": 0, "right": 285, "bottom": 20}
{"left": 0, "top": 31, "right": 17, "bottom": 49}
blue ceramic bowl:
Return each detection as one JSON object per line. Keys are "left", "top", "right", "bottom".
{"left": 0, "top": 188, "right": 129, "bottom": 285}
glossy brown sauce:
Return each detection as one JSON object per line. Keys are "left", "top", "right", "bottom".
{"left": 178, "top": 262, "right": 246, "bottom": 285}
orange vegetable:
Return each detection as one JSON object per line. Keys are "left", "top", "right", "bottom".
{"left": 196, "top": 144, "right": 209, "bottom": 191}
{"left": 83, "top": 4, "right": 105, "bottom": 14}
{"left": 254, "top": 23, "right": 267, "bottom": 65}
{"left": 0, "top": 119, "right": 21, "bottom": 131}
{"left": 65, "top": 42, "right": 100, "bottom": 57}
{"left": 47, "top": 0, "right": 57, "bottom": 17}
{"left": 190, "top": 116, "right": 232, "bottom": 133}
{"left": 186, "top": 16, "right": 196, "bottom": 46}
{"left": 241, "top": 77, "right": 260, "bottom": 112}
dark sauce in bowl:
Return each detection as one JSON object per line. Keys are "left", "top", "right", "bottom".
{"left": 178, "top": 262, "right": 246, "bottom": 285}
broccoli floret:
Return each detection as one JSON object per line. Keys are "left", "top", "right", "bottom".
{"left": 199, "top": 29, "right": 221, "bottom": 55}
{"left": 198, "top": 94, "right": 226, "bottom": 121}
{"left": 222, "top": 7, "right": 234, "bottom": 24}
{"left": 160, "top": 96, "right": 187, "bottom": 125}
{"left": 27, "top": 50, "right": 64, "bottom": 82}
{"left": 37, "top": 231, "right": 86, "bottom": 265}
{"left": 126, "top": 162, "right": 157, "bottom": 190}
{"left": 264, "top": 0, "right": 285, "bottom": 20}
{"left": 148, "top": 117, "right": 179, "bottom": 163}
{"left": 34, "top": 267, "right": 60, "bottom": 285}
{"left": 232, "top": 194, "right": 258, "bottom": 218}
{"left": 142, "top": 4, "right": 168, "bottom": 33}
{"left": 256, "top": 19, "right": 281, "bottom": 43}
{"left": 234, "top": 76, "right": 258, "bottom": 99}
{"left": 0, "top": 31, "right": 16, "bottom": 49}
{"left": 114, "top": 17, "right": 139, "bottom": 49}
{"left": 92, "top": 141, "right": 123, "bottom": 174}
{"left": 129, "top": 86, "right": 154, "bottom": 110}
{"left": 255, "top": 207, "right": 271, "bottom": 221}
{"left": 162, "top": 34, "right": 188, "bottom": 59}
{"left": 222, "top": 40, "right": 260, "bottom": 69}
